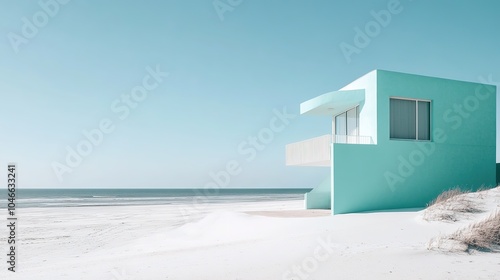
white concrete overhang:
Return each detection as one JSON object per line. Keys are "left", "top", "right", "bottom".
{"left": 300, "top": 89, "right": 365, "bottom": 116}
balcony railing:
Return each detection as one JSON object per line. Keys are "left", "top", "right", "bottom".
{"left": 334, "top": 135, "right": 374, "bottom": 144}
{"left": 286, "top": 134, "right": 374, "bottom": 166}
{"left": 286, "top": 135, "right": 331, "bottom": 167}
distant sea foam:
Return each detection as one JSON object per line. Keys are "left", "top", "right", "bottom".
{"left": 0, "top": 188, "right": 310, "bottom": 208}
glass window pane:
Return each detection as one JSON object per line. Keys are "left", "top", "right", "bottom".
{"left": 335, "top": 112, "right": 346, "bottom": 143}
{"left": 390, "top": 99, "right": 416, "bottom": 139}
{"left": 346, "top": 107, "right": 358, "bottom": 136}
{"left": 418, "top": 101, "right": 430, "bottom": 140}
{"left": 335, "top": 112, "right": 346, "bottom": 135}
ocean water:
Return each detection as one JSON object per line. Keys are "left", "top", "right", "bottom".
{"left": 0, "top": 188, "right": 311, "bottom": 208}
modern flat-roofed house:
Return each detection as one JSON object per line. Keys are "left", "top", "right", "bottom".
{"left": 286, "top": 70, "right": 496, "bottom": 214}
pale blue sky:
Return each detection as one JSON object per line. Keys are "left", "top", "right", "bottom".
{"left": 1, "top": 0, "right": 499, "bottom": 188}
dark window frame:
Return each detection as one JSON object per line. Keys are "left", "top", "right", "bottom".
{"left": 389, "top": 97, "right": 431, "bottom": 141}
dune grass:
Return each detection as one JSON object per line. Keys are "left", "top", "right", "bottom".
{"left": 426, "top": 186, "right": 500, "bottom": 252}
{"left": 450, "top": 211, "right": 500, "bottom": 252}
{"left": 427, "top": 188, "right": 469, "bottom": 207}
{"left": 423, "top": 187, "right": 482, "bottom": 222}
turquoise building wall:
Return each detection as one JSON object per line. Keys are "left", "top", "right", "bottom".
{"left": 331, "top": 70, "right": 496, "bottom": 214}
{"left": 304, "top": 175, "right": 330, "bottom": 209}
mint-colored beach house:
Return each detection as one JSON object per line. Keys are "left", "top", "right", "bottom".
{"left": 286, "top": 70, "right": 496, "bottom": 214}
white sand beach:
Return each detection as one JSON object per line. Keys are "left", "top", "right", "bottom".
{"left": 1, "top": 189, "right": 500, "bottom": 280}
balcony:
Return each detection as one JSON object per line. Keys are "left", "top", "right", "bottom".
{"left": 285, "top": 134, "right": 374, "bottom": 166}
